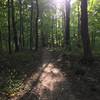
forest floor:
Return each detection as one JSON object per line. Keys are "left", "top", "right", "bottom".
{"left": 0, "top": 48, "right": 100, "bottom": 100}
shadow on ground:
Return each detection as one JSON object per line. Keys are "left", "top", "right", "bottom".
{"left": 1, "top": 49, "right": 100, "bottom": 100}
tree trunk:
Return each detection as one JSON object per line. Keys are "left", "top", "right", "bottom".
{"left": 78, "top": 3, "right": 81, "bottom": 40}
{"left": 40, "top": 16, "right": 45, "bottom": 47}
{"left": 30, "top": 0, "right": 34, "bottom": 50}
{"left": 0, "top": 30, "right": 2, "bottom": 49}
{"left": 19, "top": 0, "right": 23, "bottom": 50}
{"left": 8, "top": 0, "right": 11, "bottom": 53}
{"left": 55, "top": 16, "right": 58, "bottom": 47}
{"left": 81, "top": 0, "right": 93, "bottom": 60}
{"left": 11, "top": 0, "right": 19, "bottom": 52}
{"left": 51, "top": 16, "right": 54, "bottom": 47}
{"left": 35, "top": 0, "right": 39, "bottom": 50}
{"left": 22, "top": 8, "right": 24, "bottom": 49}
{"left": 64, "top": 0, "right": 71, "bottom": 49}
{"left": 91, "top": 32, "right": 96, "bottom": 48}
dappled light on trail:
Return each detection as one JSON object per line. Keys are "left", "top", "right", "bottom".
{"left": 33, "top": 63, "right": 65, "bottom": 97}
{"left": 10, "top": 49, "right": 76, "bottom": 100}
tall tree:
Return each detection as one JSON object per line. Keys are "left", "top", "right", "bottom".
{"left": 41, "top": 16, "right": 45, "bottom": 47}
{"left": 64, "top": 0, "right": 71, "bottom": 49}
{"left": 81, "top": 0, "right": 93, "bottom": 60}
{"left": 11, "top": 0, "right": 19, "bottom": 52}
{"left": 0, "top": 30, "right": 2, "bottom": 49}
{"left": 19, "top": 0, "right": 23, "bottom": 50}
{"left": 77, "top": 1, "right": 81, "bottom": 47}
{"left": 30, "top": 0, "right": 34, "bottom": 50}
{"left": 8, "top": 0, "right": 11, "bottom": 53}
{"left": 51, "top": 16, "right": 54, "bottom": 47}
{"left": 35, "top": 0, "right": 39, "bottom": 50}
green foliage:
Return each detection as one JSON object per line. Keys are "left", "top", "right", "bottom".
{"left": 0, "top": 51, "right": 42, "bottom": 96}
{"left": 0, "top": 0, "right": 99, "bottom": 53}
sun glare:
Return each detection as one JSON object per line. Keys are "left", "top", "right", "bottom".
{"left": 70, "top": 0, "right": 76, "bottom": 5}
{"left": 53, "top": 0, "right": 65, "bottom": 5}
{"left": 53, "top": 0, "right": 76, "bottom": 7}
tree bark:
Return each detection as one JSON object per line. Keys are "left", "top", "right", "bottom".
{"left": 11, "top": 0, "right": 19, "bottom": 52}
{"left": 30, "top": 0, "right": 34, "bottom": 50}
{"left": 35, "top": 0, "right": 39, "bottom": 50}
{"left": 78, "top": 3, "right": 81, "bottom": 40}
{"left": 8, "top": 0, "right": 11, "bottom": 53}
{"left": 81, "top": 0, "right": 93, "bottom": 60}
{"left": 64, "top": 0, "right": 71, "bottom": 49}
{"left": 51, "top": 16, "right": 54, "bottom": 47}
{"left": 0, "top": 30, "right": 2, "bottom": 49}
{"left": 19, "top": 0, "right": 23, "bottom": 50}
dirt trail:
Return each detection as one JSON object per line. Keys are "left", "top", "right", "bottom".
{"left": 11, "top": 48, "right": 76, "bottom": 100}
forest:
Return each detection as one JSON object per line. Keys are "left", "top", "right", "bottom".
{"left": 0, "top": 0, "right": 100, "bottom": 100}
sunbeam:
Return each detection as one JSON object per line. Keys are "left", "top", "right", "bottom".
{"left": 53, "top": 0, "right": 76, "bottom": 7}
{"left": 33, "top": 63, "right": 65, "bottom": 96}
